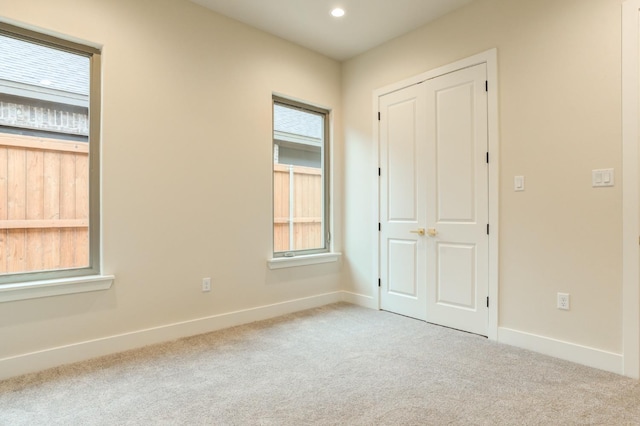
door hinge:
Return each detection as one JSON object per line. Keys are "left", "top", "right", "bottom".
{"left": 378, "top": 222, "right": 381, "bottom": 232}
{"left": 485, "top": 80, "right": 488, "bottom": 92}
{"left": 487, "top": 224, "right": 490, "bottom": 235}
{"left": 378, "top": 112, "right": 381, "bottom": 121}
{"left": 327, "top": 232, "right": 331, "bottom": 243}
{"left": 486, "top": 296, "right": 489, "bottom": 308}
{"left": 378, "top": 167, "right": 381, "bottom": 177}
{"left": 378, "top": 278, "right": 381, "bottom": 287}
{"left": 486, "top": 152, "right": 489, "bottom": 164}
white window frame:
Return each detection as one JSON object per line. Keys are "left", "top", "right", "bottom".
{"left": 268, "top": 96, "right": 340, "bottom": 269}
{"left": 0, "top": 22, "right": 112, "bottom": 302}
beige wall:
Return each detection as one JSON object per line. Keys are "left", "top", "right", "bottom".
{"left": 0, "top": 0, "right": 342, "bottom": 359}
{"left": 342, "top": 0, "right": 623, "bottom": 352}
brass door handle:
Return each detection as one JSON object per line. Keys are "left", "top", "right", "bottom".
{"left": 409, "top": 228, "right": 425, "bottom": 236}
{"left": 427, "top": 228, "right": 437, "bottom": 237}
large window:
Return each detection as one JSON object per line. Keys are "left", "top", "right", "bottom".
{"left": 273, "top": 97, "right": 329, "bottom": 257}
{"left": 0, "top": 23, "right": 101, "bottom": 284}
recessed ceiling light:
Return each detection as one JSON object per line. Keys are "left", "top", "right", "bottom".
{"left": 331, "top": 8, "right": 345, "bottom": 18}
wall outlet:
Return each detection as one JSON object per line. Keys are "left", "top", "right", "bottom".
{"left": 202, "top": 277, "right": 211, "bottom": 292}
{"left": 557, "top": 293, "right": 570, "bottom": 310}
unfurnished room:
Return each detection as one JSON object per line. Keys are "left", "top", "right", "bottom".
{"left": 2, "top": 0, "right": 640, "bottom": 424}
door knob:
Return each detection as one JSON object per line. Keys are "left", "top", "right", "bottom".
{"left": 409, "top": 228, "right": 425, "bottom": 236}
{"left": 427, "top": 228, "right": 437, "bottom": 237}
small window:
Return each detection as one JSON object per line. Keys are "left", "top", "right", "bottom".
{"left": 273, "top": 97, "right": 330, "bottom": 257}
{"left": 0, "top": 23, "right": 101, "bottom": 284}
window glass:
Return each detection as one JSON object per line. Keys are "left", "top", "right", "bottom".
{"left": 273, "top": 99, "right": 329, "bottom": 256}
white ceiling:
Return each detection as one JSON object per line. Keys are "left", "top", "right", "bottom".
{"left": 190, "top": 0, "right": 475, "bottom": 61}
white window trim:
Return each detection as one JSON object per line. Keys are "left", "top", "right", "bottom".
{"left": 0, "top": 22, "right": 106, "bottom": 290}
{"left": 272, "top": 96, "right": 331, "bottom": 258}
{"left": 267, "top": 252, "right": 341, "bottom": 270}
{"left": 0, "top": 275, "right": 114, "bottom": 303}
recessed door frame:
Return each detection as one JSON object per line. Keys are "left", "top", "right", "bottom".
{"left": 372, "top": 49, "right": 500, "bottom": 341}
{"left": 622, "top": 0, "right": 640, "bottom": 379}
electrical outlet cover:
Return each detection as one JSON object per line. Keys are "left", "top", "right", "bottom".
{"left": 557, "top": 293, "right": 570, "bottom": 310}
{"left": 202, "top": 277, "right": 211, "bottom": 292}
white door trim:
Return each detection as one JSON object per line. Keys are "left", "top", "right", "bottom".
{"left": 372, "top": 49, "right": 500, "bottom": 340}
{"left": 622, "top": 0, "right": 640, "bottom": 379}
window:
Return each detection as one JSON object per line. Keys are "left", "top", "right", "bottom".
{"left": 0, "top": 23, "right": 102, "bottom": 286}
{"left": 273, "top": 97, "right": 329, "bottom": 257}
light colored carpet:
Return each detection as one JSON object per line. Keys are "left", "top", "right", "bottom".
{"left": 1, "top": 302, "right": 639, "bottom": 425}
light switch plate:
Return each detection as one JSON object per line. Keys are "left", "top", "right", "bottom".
{"left": 514, "top": 176, "right": 525, "bottom": 192}
{"left": 592, "top": 168, "right": 614, "bottom": 187}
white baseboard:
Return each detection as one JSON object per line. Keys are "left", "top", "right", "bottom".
{"left": 0, "top": 291, "right": 345, "bottom": 381}
{"left": 3, "top": 298, "right": 623, "bottom": 381}
{"left": 340, "top": 291, "right": 377, "bottom": 309}
{"left": 498, "top": 327, "right": 623, "bottom": 375}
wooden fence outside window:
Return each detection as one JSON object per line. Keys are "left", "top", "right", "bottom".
{"left": 0, "top": 133, "right": 89, "bottom": 275}
{"left": 273, "top": 163, "right": 323, "bottom": 253}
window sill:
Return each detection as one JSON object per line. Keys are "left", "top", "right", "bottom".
{"left": 0, "top": 275, "right": 114, "bottom": 303}
{"left": 267, "top": 252, "right": 342, "bottom": 270}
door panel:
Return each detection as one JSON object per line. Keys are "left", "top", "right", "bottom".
{"left": 437, "top": 243, "right": 476, "bottom": 309}
{"left": 436, "top": 82, "right": 476, "bottom": 223}
{"left": 425, "top": 63, "right": 488, "bottom": 336}
{"left": 379, "top": 84, "right": 427, "bottom": 321}
{"left": 388, "top": 239, "right": 418, "bottom": 297}
{"left": 387, "top": 100, "right": 418, "bottom": 221}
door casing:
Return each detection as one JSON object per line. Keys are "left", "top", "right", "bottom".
{"left": 622, "top": 0, "right": 640, "bottom": 379}
{"left": 372, "top": 49, "right": 500, "bottom": 341}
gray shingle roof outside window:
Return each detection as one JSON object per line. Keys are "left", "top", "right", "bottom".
{"left": 274, "top": 104, "right": 322, "bottom": 139}
{"left": 0, "top": 34, "right": 89, "bottom": 96}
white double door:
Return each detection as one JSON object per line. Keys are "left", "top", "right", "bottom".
{"left": 379, "top": 63, "right": 489, "bottom": 336}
